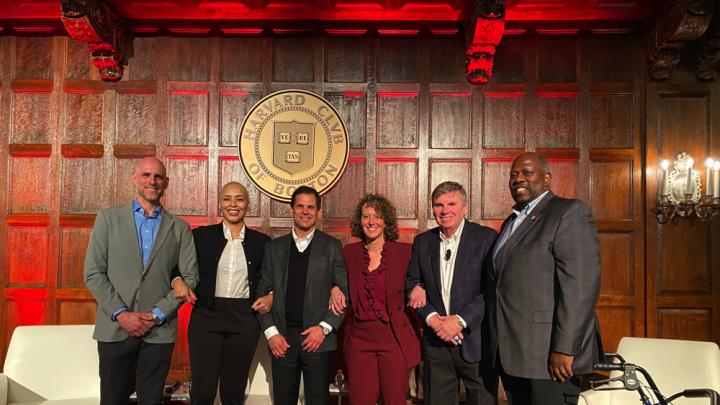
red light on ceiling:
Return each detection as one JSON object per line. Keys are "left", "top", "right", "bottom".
{"left": 132, "top": 27, "right": 160, "bottom": 34}
{"left": 536, "top": 28, "right": 580, "bottom": 35}
{"left": 343, "top": 91, "right": 367, "bottom": 97}
{"left": 325, "top": 29, "right": 368, "bottom": 35}
{"left": 348, "top": 157, "right": 367, "bottom": 163}
{"left": 378, "top": 29, "right": 419, "bottom": 35}
{"left": 430, "top": 29, "right": 458, "bottom": 35}
{"left": 168, "top": 89, "right": 210, "bottom": 95}
{"left": 377, "top": 92, "right": 418, "bottom": 97}
{"left": 221, "top": 28, "right": 263, "bottom": 35}
{"left": 168, "top": 28, "right": 211, "bottom": 35}
{"left": 220, "top": 90, "right": 249, "bottom": 96}
{"left": 376, "top": 157, "right": 418, "bottom": 163}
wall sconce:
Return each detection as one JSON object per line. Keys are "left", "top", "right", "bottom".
{"left": 656, "top": 152, "right": 720, "bottom": 224}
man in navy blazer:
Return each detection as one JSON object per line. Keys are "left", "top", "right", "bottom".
{"left": 406, "top": 181, "right": 498, "bottom": 405}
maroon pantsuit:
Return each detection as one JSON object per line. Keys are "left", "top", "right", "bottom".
{"left": 343, "top": 241, "right": 421, "bottom": 405}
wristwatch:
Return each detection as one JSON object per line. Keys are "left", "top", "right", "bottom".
{"left": 320, "top": 324, "right": 331, "bottom": 336}
{"left": 152, "top": 313, "right": 163, "bottom": 326}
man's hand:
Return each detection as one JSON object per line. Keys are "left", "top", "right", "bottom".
{"left": 171, "top": 277, "right": 196, "bottom": 305}
{"left": 251, "top": 294, "right": 273, "bottom": 314}
{"left": 268, "top": 334, "right": 290, "bottom": 358}
{"left": 548, "top": 352, "right": 575, "bottom": 382}
{"left": 429, "top": 315, "right": 464, "bottom": 345}
{"left": 328, "top": 286, "right": 346, "bottom": 315}
{"left": 117, "top": 311, "right": 154, "bottom": 337}
{"left": 408, "top": 285, "right": 426, "bottom": 308}
{"left": 301, "top": 326, "right": 326, "bottom": 352}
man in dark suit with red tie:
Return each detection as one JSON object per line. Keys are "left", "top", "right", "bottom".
{"left": 405, "top": 181, "right": 498, "bottom": 405}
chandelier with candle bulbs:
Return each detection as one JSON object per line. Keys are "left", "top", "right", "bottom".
{"left": 656, "top": 152, "right": 720, "bottom": 224}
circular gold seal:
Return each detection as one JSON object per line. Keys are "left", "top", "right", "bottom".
{"left": 238, "top": 90, "right": 349, "bottom": 202}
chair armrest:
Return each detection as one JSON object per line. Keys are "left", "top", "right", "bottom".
{"left": 579, "top": 388, "right": 613, "bottom": 404}
{"left": 0, "top": 373, "right": 8, "bottom": 405}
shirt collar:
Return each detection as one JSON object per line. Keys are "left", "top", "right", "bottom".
{"left": 222, "top": 222, "right": 246, "bottom": 241}
{"left": 292, "top": 227, "right": 315, "bottom": 243}
{"left": 133, "top": 198, "right": 162, "bottom": 218}
{"left": 439, "top": 219, "right": 465, "bottom": 244}
{"left": 512, "top": 190, "right": 550, "bottom": 217}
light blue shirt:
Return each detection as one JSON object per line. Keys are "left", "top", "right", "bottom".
{"left": 493, "top": 191, "right": 550, "bottom": 259}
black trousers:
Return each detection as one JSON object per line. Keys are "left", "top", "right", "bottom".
{"left": 98, "top": 337, "right": 174, "bottom": 405}
{"left": 498, "top": 356, "right": 582, "bottom": 405}
{"left": 271, "top": 326, "right": 332, "bottom": 405}
{"left": 188, "top": 298, "right": 261, "bottom": 405}
{"left": 423, "top": 345, "right": 498, "bottom": 405}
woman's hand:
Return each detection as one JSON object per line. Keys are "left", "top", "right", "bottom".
{"left": 328, "top": 286, "right": 346, "bottom": 315}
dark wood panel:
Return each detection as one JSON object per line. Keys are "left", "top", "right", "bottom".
{"left": 273, "top": 37, "right": 315, "bottom": 82}
{"left": 7, "top": 226, "right": 48, "bottom": 286}
{"left": 547, "top": 160, "right": 578, "bottom": 199}
{"left": 428, "top": 36, "right": 462, "bottom": 84}
{"left": 218, "top": 158, "right": 261, "bottom": 218}
{"left": 535, "top": 96, "right": 576, "bottom": 148}
{"left": 378, "top": 37, "right": 417, "bottom": 83}
{"left": 5, "top": 300, "right": 46, "bottom": 344}
{"left": 220, "top": 92, "right": 261, "bottom": 147}
{"left": 596, "top": 306, "right": 634, "bottom": 352}
{"left": 324, "top": 93, "right": 366, "bottom": 149}
{"left": 62, "top": 158, "right": 107, "bottom": 214}
{"left": 13, "top": 37, "right": 52, "bottom": 80}
{"left": 221, "top": 37, "right": 264, "bottom": 82}
{"left": 590, "top": 94, "right": 633, "bottom": 148}
{"left": 166, "top": 158, "right": 209, "bottom": 216}
{"left": 483, "top": 94, "right": 524, "bottom": 149}
{"left": 65, "top": 38, "right": 92, "bottom": 80}
{"left": 169, "top": 38, "right": 210, "bottom": 82}
{"left": 64, "top": 92, "right": 104, "bottom": 144}
{"left": 492, "top": 36, "right": 525, "bottom": 83}
{"left": 658, "top": 95, "right": 709, "bottom": 161}
{"left": 429, "top": 159, "right": 471, "bottom": 217}
{"left": 537, "top": 36, "right": 576, "bottom": 83}
{"left": 116, "top": 92, "right": 157, "bottom": 145}
{"left": 325, "top": 37, "right": 366, "bottom": 83}
{"left": 11, "top": 91, "right": 52, "bottom": 144}
{"left": 323, "top": 160, "right": 366, "bottom": 219}
{"left": 128, "top": 37, "right": 158, "bottom": 81}
{"left": 113, "top": 158, "right": 139, "bottom": 206}
{"left": 591, "top": 161, "right": 632, "bottom": 220}
{"left": 59, "top": 227, "right": 92, "bottom": 289}
{"left": 9, "top": 157, "right": 50, "bottom": 213}
{"left": 376, "top": 160, "right": 417, "bottom": 219}
{"left": 658, "top": 309, "right": 712, "bottom": 341}
{"left": 271, "top": 199, "right": 292, "bottom": 218}
{"left": 598, "top": 232, "right": 633, "bottom": 296}
{"left": 481, "top": 160, "right": 514, "bottom": 220}
{"left": 168, "top": 92, "right": 209, "bottom": 146}
{"left": 430, "top": 93, "right": 471, "bottom": 149}
{"left": 377, "top": 94, "right": 418, "bottom": 148}
{"left": 660, "top": 221, "right": 711, "bottom": 294}
{"left": 58, "top": 300, "right": 97, "bottom": 325}
{"left": 588, "top": 37, "right": 635, "bottom": 83}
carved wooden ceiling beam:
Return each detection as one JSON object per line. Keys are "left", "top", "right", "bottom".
{"left": 697, "top": 2, "right": 720, "bottom": 80}
{"left": 60, "top": 0, "right": 133, "bottom": 82}
{"left": 465, "top": 0, "right": 506, "bottom": 85}
{"left": 648, "top": 0, "right": 714, "bottom": 80}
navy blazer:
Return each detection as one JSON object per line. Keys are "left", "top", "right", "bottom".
{"left": 191, "top": 223, "right": 271, "bottom": 308}
{"left": 405, "top": 221, "right": 497, "bottom": 363}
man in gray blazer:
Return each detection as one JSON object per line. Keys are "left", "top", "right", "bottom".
{"left": 84, "top": 156, "right": 198, "bottom": 405}
{"left": 256, "top": 186, "right": 348, "bottom": 405}
{"left": 487, "top": 152, "right": 602, "bottom": 405}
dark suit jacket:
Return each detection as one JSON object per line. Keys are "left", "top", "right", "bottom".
{"left": 256, "top": 230, "right": 349, "bottom": 352}
{"left": 191, "top": 223, "right": 271, "bottom": 308}
{"left": 405, "top": 221, "right": 497, "bottom": 363}
{"left": 487, "top": 192, "right": 601, "bottom": 380}
{"left": 342, "top": 241, "right": 421, "bottom": 369}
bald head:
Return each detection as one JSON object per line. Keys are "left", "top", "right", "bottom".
{"left": 131, "top": 156, "right": 169, "bottom": 210}
{"left": 509, "top": 152, "right": 551, "bottom": 206}
{"left": 218, "top": 182, "right": 249, "bottom": 225}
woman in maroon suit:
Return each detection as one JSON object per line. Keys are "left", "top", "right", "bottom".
{"left": 334, "top": 194, "right": 421, "bottom": 405}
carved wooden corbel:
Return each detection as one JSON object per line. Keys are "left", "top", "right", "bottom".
{"left": 697, "top": 2, "right": 720, "bottom": 80}
{"left": 61, "top": 0, "right": 133, "bottom": 82}
{"left": 465, "top": 0, "right": 506, "bottom": 85}
{"left": 648, "top": 0, "right": 714, "bottom": 80}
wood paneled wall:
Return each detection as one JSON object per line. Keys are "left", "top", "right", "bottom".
{"left": 0, "top": 30, "right": 717, "bottom": 378}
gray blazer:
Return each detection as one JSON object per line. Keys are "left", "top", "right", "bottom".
{"left": 84, "top": 203, "right": 198, "bottom": 344}
{"left": 487, "top": 192, "right": 602, "bottom": 379}
{"left": 256, "top": 230, "right": 348, "bottom": 352}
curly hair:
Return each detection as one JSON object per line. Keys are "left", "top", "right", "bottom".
{"left": 350, "top": 194, "right": 399, "bottom": 242}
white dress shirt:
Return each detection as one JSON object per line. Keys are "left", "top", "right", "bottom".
{"left": 214, "top": 222, "right": 250, "bottom": 299}
{"left": 426, "top": 220, "right": 467, "bottom": 329}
